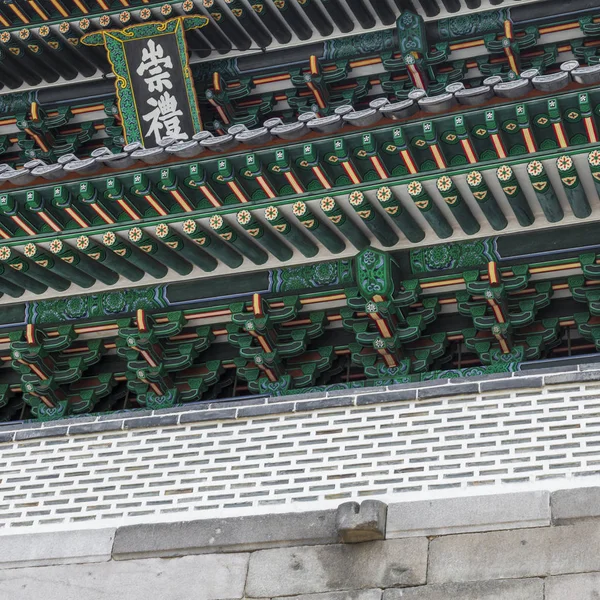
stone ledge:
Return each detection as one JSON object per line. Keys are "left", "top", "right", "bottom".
{"left": 428, "top": 521, "right": 600, "bottom": 583}
{"left": 551, "top": 487, "right": 600, "bottom": 524}
{"left": 0, "top": 361, "right": 597, "bottom": 441}
{"left": 0, "top": 552, "right": 249, "bottom": 600}
{"left": 384, "top": 578, "right": 544, "bottom": 600}
{"left": 245, "top": 539, "right": 428, "bottom": 597}
{"left": 386, "top": 491, "right": 550, "bottom": 538}
{"left": 0, "top": 529, "right": 115, "bottom": 570}
{"left": 112, "top": 510, "right": 338, "bottom": 560}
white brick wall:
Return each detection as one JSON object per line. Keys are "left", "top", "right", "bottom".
{"left": 1, "top": 374, "right": 600, "bottom": 532}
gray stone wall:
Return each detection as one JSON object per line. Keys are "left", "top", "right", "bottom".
{"left": 1, "top": 488, "right": 600, "bottom": 599}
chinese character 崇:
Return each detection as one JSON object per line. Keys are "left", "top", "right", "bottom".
{"left": 137, "top": 39, "right": 173, "bottom": 93}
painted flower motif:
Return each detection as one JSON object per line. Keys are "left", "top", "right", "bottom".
{"left": 129, "top": 227, "right": 142, "bottom": 242}
{"left": 103, "top": 232, "right": 116, "bottom": 246}
{"left": 377, "top": 186, "right": 392, "bottom": 202}
{"left": 59, "top": 22, "right": 69, "bottom": 33}
{"left": 210, "top": 215, "right": 223, "bottom": 229}
{"left": 76, "top": 235, "right": 89, "bottom": 250}
{"left": 466, "top": 171, "right": 482, "bottom": 187}
{"left": 365, "top": 301, "right": 378, "bottom": 313}
{"left": 437, "top": 176, "right": 452, "bottom": 192}
{"left": 155, "top": 224, "right": 168, "bottom": 239}
{"left": 407, "top": 181, "right": 422, "bottom": 196}
{"left": 39, "top": 26, "right": 49, "bottom": 36}
{"left": 589, "top": 150, "right": 600, "bottom": 167}
{"left": 264, "top": 206, "right": 278, "bottom": 221}
{"left": 49, "top": 239, "right": 62, "bottom": 254}
{"left": 320, "top": 197, "right": 336, "bottom": 212}
{"left": 557, "top": 155, "right": 573, "bottom": 171}
{"left": 183, "top": 219, "right": 196, "bottom": 234}
{"left": 349, "top": 191, "right": 364, "bottom": 206}
{"left": 161, "top": 4, "right": 172, "bottom": 14}
{"left": 140, "top": 8, "right": 151, "bottom": 19}
{"left": 24, "top": 243, "right": 35, "bottom": 258}
{"left": 119, "top": 11, "right": 130, "bottom": 22}
{"left": 99, "top": 15, "right": 110, "bottom": 26}
{"left": 79, "top": 18, "right": 90, "bottom": 29}
{"left": 19, "top": 29, "right": 29, "bottom": 40}
{"left": 496, "top": 165, "right": 512, "bottom": 181}
{"left": 0, "top": 246, "right": 10, "bottom": 261}
{"left": 237, "top": 210, "right": 251, "bottom": 225}
{"left": 183, "top": 0, "right": 194, "bottom": 9}
{"left": 0, "top": 33, "right": 10, "bottom": 43}
{"left": 292, "top": 201, "right": 306, "bottom": 216}
{"left": 374, "top": 338, "right": 386, "bottom": 349}
{"left": 527, "top": 161, "right": 543, "bottom": 177}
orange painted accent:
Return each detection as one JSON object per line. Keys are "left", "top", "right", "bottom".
{"left": 140, "top": 349, "right": 157, "bottom": 368}
{"left": 349, "top": 57, "right": 381, "bottom": 68}
{"left": 8, "top": 3, "right": 29, "bottom": 22}
{"left": 38, "top": 212, "right": 61, "bottom": 233}
{"left": 26, "top": 324, "right": 35, "bottom": 345}
{"left": 252, "top": 293, "right": 263, "bottom": 316}
{"left": 421, "top": 278, "right": 465, "bottom": 289}
{"left": 199, "top": 185, "right": 221, "bottom": 208}
{"left": 48, "top": 0, "right": 68, "bottom": 16}
{"left": 24, "top": 128, "right": 48, "bottom": 153}
{"left": 256, "top": 175, "right": 277, "bottom": 199}
{"left": 28, "top": 1, "right": 49, "bottom": 20}
{"left": 506, "top": 51, "right": 519, "bottom": 74}
{"left": 341, "top": 161, "right": 361, "bottom": 185}
{"left": 0, "top": 228, "right": 10, "bottom": 240}
{"left": 299, "top": 293, "right": 346, "bottom": 305}
{"left": 370, "top": 156, "right": 388, "bottom": 180}
{"left": 522, "top": 128, "right": 537, "bottom": 153}
{"left": 312, "top": 166, "right": 332, "bottom": 189}
{"left": 212, "top": 72, "right": 222, "bottom": 92}
{"left": 65, "top": 207, "right": 88, "bottom": 228}
{"left": 256, "top": 334, "right": 272, "bottom": 354}
{"left": 430, "top": 145, "right": 446, "bottom": 169}
{"left": 488, "top": 262, "right": 500, "bottom": 286}
{"left": 144, "top": 194, "right": 167, "bottom": 217}
{"left": 0, "top": 118, "right": 16, "bottom": 126}
{"left": 71, "top": 104, "right": 105, "bottom": 114}
{"left": 306, "top": 80, "right": 326, "bottom": 110}
{"left": 539, "top": 22, "right": 579, "bottom": 34}
{"left": 11, "top": 216, "right": 35, "bottom": 236}
{"left": 284, "top": 172, "right": 304, "bottom": 194}
{"left": 0, "top": 14, "right": 9, "bottom": 26}
{"left": 449, "top": 39, "right": 485, "bottom": 51}
{"left": 553, "top": 123, "right": 568, "bottom": 148}
{"left": 95, "top": 0, "right": 109, "bottom": 9}
{"left": 170, "top": 190, "right": 193, "bottom": 212}
{"left": 460, "top": 139, "right": 478, "bottom": 164}
{"left": 29, "top": 363, "right": 48, "bottom": 381}
{"left": 90, "top": 203, "right": 114, "bottom": 224}
{"left": 137, "top": 309, "right": 147, "bottom": 331}
{"left": 529, "top": 262, "right": 580, "bottom": 274}
{"left": 72, "top": 0, "right": 89, "bottom": 13}
{"left": 400, "top": 150, "right": 418, "bottom": 174}
{"left": 253, "top": 73, "right": 290, "bottom": 85}
{"left": 228, "top": 181, "right": 249, "bottom": 203}
{"left": 490, "top": 134, "right": 507, "bottom": 159}
{"left": 309, "top": 55, "right": 319, "bottom": 75}
{"left": 117, "top": 199, "right": 141, "bottom": 220}
{"left": 584, "top": 117, "right": 598, "bottom": 143}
